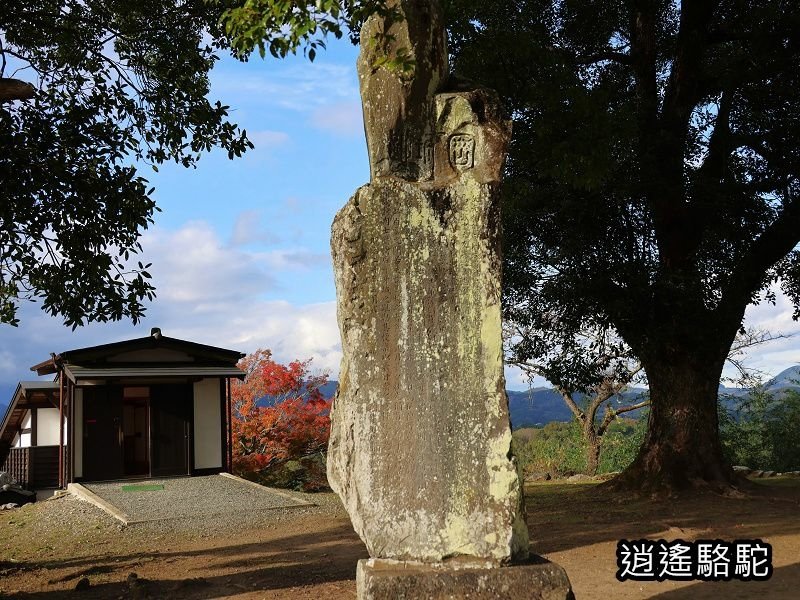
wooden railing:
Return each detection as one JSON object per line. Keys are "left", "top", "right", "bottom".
{"left": 1, "top": 446, "right": 62, "bottom": 489}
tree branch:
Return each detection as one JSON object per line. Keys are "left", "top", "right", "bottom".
{"left": 662, "top": 1, "right": 718, "bottom": 128}
{"left": 576, "top": 50, "right": 632, "bottom": 66}
{"left": 697, "top": 90, "right": 734, "bottom": 180}
{"left": 556, "top": 385, "right": 585, "bottom": 421}
{"left": 597, "top": 399, "right": 649, "bottom": 437}
{"left": 718, "top": 194, "right": 800, "bottom": 320}
{"left": 0, "top": 78, "right": 35, "bottom": 102}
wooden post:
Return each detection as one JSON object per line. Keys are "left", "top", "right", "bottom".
{"left": 63, "top": 380, "right": 69, "bottom": 485}
{"left": 30, "top": 408, "right": 38, "bottom": 447}
{"left": 227, "top": 378, "right": 233, "bottom": 472}
{"left": 26, "top": 447, "right": 32, "bottom": 489}
{"left": 58, "top": 372, "right": 64, "bottom": 489}
{"left": 68, "top": 380, "right": 74, "bottom": 483}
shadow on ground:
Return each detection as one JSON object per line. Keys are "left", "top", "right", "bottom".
{"left": 2, "top": 521, "right": 366, "bottom": 599}
{"left": 648, "top": 562, "right": 800, "bottom": 599}
{"left": 526, "top": 478, "right": 800, "bottom": 555}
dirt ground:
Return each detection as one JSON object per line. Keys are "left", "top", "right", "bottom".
{"left": 1, "top": 477, "right": 799, "bottom": 599}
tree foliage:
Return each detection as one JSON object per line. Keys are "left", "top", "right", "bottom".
{"left": 505, "top": 321, "right": 647, "bottom": 474}
{"left": 512, "top": 417, "right": 646, "bottom": 478}
{"left": 231, "top": 349, "right": 331, "bottom": 482}
{"left": 0, "top": 1, "right": 251, "bottom": 327}
{"left": 218, "top": 0, "right": 392, "bottom": 60}
{"left": 720, "top": 386, "right": 800, "bottom": 472}
{"left": 448, "top": 0, "right": 800, "bottom": 490}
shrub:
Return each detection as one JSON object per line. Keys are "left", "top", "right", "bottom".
{"left": 720, "top": 387, "right": 800, "bottom": 472}
{"left": 512, "top": 416, "right": 645, "bottom": 477}
{"left": 598, "top": 417, "right": 647, "bottom": 473}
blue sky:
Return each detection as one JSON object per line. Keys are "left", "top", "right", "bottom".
{"left": 1, "top": 36, "right": 799, "bottom": 402}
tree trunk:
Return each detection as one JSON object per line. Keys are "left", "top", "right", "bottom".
{"left": 615, "top": 355, "right": 735, "bottom": 493}
{"left": 583, "top": 423, "right": 601, "bottom": 476}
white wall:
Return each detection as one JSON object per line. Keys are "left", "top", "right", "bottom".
{"left": 193, "top": 378, "right": 222, "bottom": 470}
{"left": 74, "top": 389, "right": 83, "bottom": 478}
{"left": 38, "top": 407, "right": 66, "bottom": 446}
{"left": 16, "top": 411, "right": 32, "bottom": 448}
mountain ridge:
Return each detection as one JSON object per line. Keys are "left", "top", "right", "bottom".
{"left": 319, "top": 365, "right": 799, "bottom": 429}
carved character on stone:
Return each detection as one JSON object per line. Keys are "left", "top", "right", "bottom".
{"left": 449, "top": 133, "right": 475, "bottom": 170}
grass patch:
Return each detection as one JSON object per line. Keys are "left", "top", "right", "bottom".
{"left": 120, "top": 484, "right": 164, "bottom": 492}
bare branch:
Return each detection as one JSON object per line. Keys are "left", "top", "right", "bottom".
{"left": 598, "top": 400, "right": 650, "bottom": 437}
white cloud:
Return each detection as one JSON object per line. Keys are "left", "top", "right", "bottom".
{"left": 504, "top": 363, "right": 553, "bottom": 391}
{"left": 210, "top": 60, "right": 364, "bottom": 145}
{"left": 738, "top": 285, "right": 800, "bottom": 379}
{"left": 310, "top": 101, "right": 363, "bottom": 137}
{"left": 0, "top": 221, "right": 341, "bottom": 393}
{"left": 135, "top": 222, "right": 338, "bottom": 369}
{"left": 237, "top": 130, "right": 291, "bottom": 166}
{"left": 213, "top": 63, "right": 358, "bottom": 113}
{"left": 218, "top": 300, "right": 341, "bottom": 374}
{"left": 248, "top": 129, "right": 290, "bottom": 149}
{"left": 230, "top": 210, "right": 282, "bottom": 247}
{"left": 261, "top": 249, "right": 329, "bottom": 270}
{"left": 140, "top": 221, "right": 276, "bottom": 304}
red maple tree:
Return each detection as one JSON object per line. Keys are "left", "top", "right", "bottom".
{"left": 231, "top": 349, "right": 331, "bottom": 476}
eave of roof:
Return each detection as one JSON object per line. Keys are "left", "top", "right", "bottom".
{"left": 62, "top": 334, "right": 245, "bottom": 363}
{"left": 0, "top": 381, "right": 61, "bottom": 452}
{"left": 31, "top": 332, "right": 246, "bottom": 375}
{"left": 31, "top": 355, "right": 59, "bottom": 376}
{"left": 62, "top": 364, "right": 246, "bottom": 383}
{"left": 18, "top": 381, "right": 60, "bottom": 393}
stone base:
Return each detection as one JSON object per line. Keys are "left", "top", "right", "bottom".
{"left": 356, "top": 558, "right": 574, "bottom": 600}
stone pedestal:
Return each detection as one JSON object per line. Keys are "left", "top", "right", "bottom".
{"left": 357, "top": 558, "right": 575, "bottom": 600}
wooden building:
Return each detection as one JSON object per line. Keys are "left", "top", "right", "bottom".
{"left": 0, "top": 329, "right": 245, "bottom": 489}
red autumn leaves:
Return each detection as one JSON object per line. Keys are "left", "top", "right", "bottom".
{"left": 231, "top": 349, "right": 331, "bottom": 475}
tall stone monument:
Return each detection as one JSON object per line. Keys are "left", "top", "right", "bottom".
{"left": 328, "top": 1, "right": 574, "bottom": 597}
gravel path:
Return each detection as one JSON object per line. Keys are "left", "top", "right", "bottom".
{"left": 83, "top": 475, "right": 309, "bottom": 523}
{"left": 2, "top": 485, "right": 346, "bottom": 548}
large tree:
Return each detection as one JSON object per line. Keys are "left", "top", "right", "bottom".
{"left": 447, "top": 1, "right": 800, "bottom": 491}
{"left": 0, "top": 0, "right": 252, "bottom": 327}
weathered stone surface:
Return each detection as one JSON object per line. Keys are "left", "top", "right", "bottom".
{"left": 328, "top": 0, "right": 527, "bottom": 567}
{"left": 356, "top": 558, "right": 575, "bottom": 600}
{"left": 329, "top": 172, "right": 525, "bottom": 562}
{"left": 358, "top": 0, "right": 447, "bottom": 181}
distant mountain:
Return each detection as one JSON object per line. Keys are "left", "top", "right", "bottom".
{"left": 507, "top": 388, "right": 568, "bottom": 427}
{"left": 252, "top": 368, "right": 800, "bottom": 430}
{"left": 765, "top": 365, "right": 800, "bottom": 391}
{"left": 0, "top": 382, "right": 14, "bottom": 421}
{"left": 507, "top": 387, "right": 650, "bottom": 429}
{"left": 320, "top": 381, "right": 338, "bottom": 399}
{"left": 254, "top": 379, "right": 339, "bottom": 408}
{"left": 316, "top": 382, "right": 648, "bottom": 429}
